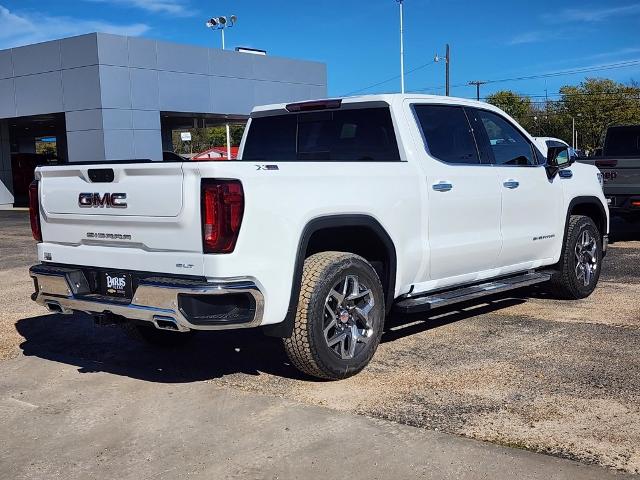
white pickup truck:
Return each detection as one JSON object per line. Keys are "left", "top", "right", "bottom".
{"left": 29, "top": 94, "right": 608, "bottom": 380}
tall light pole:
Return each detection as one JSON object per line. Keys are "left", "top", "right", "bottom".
{"left": 206, "top": 15, "right": 238, "bottom": 159}
{"left": 571, "top": 113, "right": 582, "bottom": 149}
{"left": 397, "top": 0, "right": 405, "bottom": 93}
{"left": 206, "top": 15, "right": 237, "bottom": 50}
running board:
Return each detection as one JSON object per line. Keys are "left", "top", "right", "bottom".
{"left": 394, "top": 272, "right": 552, "bottom": 314}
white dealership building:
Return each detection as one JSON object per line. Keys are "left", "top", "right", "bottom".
{"left": 0, "top": 33, "right": 327, "bottom": 208}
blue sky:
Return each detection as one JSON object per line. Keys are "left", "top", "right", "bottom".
{"left": 1, "top": 0, "right": 639, "bottom": 100}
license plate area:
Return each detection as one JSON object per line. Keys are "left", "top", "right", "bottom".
{"left": 100, "top": 271, "right": 133, "bottom": 298}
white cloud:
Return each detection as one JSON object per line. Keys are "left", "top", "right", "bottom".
{"left": 508, "top": 31, "right": 546, "bottom": 45}
{"left": 531, "top": 47, "right": 640, "bottom": 71}
{"left": 87, "top": 0, "right": 193, "bottom": 16}
{"left": 544, "top": 3, "right": 640, "bottom": 22}
{"left": 508, "top": 30, "right": 564, "bottom": 46}
{"left": 575, "top": 47, "right": 640, "bottom": 62}
{"left": 513, "top": 4, "right": 640, "bottom": 46}
{"left": 0, "top": 4, "right": 150, "bottom": 49}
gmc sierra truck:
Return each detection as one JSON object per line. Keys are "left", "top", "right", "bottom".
{"left": 29, "top": 94, "right": 609, "bottom": 380}
{"left": 580, "top": 125, "right": 640, "bottom": 222}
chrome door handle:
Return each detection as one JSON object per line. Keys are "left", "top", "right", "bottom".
{"left": 432, "top": 181, "right": 453, "bottom": 192}
{"left": 503, "top": 180, "right": 520, "bottom": 189}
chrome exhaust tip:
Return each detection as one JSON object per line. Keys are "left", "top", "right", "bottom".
{"left": 45, "top": 301, "right": 71, "bottom": 315}
{"left": 152, "top": 316, "right": 187, "bottom": 332}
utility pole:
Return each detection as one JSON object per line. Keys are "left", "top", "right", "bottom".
{"left": 445, "top": 44, "right": 450, "bottom": 96}
{"left": 397, "top": 0, "right": 405, "bottom": 93}
{"left": 434, "top": 44, "right": 451, "bottom": 95}
{"left": 468, "top": 80, "right": 487, "bottom": 101}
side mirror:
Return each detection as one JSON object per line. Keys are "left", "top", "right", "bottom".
{"left": 546, "top": 146, "right": 571, "bottom": 179}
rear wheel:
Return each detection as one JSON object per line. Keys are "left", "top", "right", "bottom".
{"left": 122, "top": 322, "right": 195, "bottom": 347}
{"left": 283, "top": 252, "right": 385, "bottom": 380}
{"left": 548, "top": 215, "right": 602, "bottom": 299}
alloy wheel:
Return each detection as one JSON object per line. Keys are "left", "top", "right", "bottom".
{"left": 574, "top": 230, "right": 598, "bottom": 287}
{"left": 323, "top": 275, "right": 376, "bottom": 360}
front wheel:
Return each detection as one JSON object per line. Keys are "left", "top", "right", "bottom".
{"left": 283, "top": 252, "right": 385, "bottom": 380}
{"left": 547, "top": 215, "right": 602, "bottom": 299}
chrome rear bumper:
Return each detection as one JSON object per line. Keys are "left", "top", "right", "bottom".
{"left": 29, "top": 264, "right": 264, "bottom": 331}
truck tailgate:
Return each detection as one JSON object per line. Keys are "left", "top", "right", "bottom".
{"left": 593, "top": 157, "right": 640, "bottom": 195}
{"left": 42, "top": 163, "right": 184, "bottom": 217}
{"left": 37, "top": 162, "right": 205, "bottom": 274}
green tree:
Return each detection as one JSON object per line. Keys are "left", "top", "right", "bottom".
{"left": 559, "top": 78, "right": 640, "bottom": 150}
{"left": 172, "top": 124, "right": 246, "bottom": 157}
{"left": 486, "top": 90, "right": 535, "bottom": 130}
{"left": 486, "top": 79, "right": 640, "bottom": 152}
{"left": 35, "top": 141, "right": 57, "bottom": 157}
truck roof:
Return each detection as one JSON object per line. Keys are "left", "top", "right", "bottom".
{"left": 251, "top": 93, "right": 502, "bottom": 115}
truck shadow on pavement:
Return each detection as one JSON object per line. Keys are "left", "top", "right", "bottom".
{"left": 609, "top": 217, "right": 640, "bottom": 243}
{"left": 15, "top": 295, "right": 528, "bottom": 383}
{"left": 382, "top": 297, "right": 526, "bottom": 343}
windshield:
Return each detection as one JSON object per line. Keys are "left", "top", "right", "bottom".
{"left": 242, "top": 107, "right": 401, "bottom": 162}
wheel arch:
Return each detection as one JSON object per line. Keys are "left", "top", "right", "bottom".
{"left": 561, "top": 196, "right": 608, "bottom": 253}
{"left": 263, "top": 214, "right": 397, "bottom": 338}
{"left": 566, "top": 196, "right": 608, "bottom": 237}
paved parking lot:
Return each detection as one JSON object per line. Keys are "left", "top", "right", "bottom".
{"left": 1, "top": 210, "right": 639, "bottom": 477}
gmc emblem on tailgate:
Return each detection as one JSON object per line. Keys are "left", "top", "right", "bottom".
{"left": 78, "top": 192, "right": 127, "bottom": 208}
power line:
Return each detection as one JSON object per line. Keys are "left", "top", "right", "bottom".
{"left": 414, "top": 59, "right": 640, "bottom": 94}
{"left": 479, "top": 91, "right": 640, "bottom": 101}
{"left": 504, "top": 91, "right": 640, "bottom": 99}
{"left": 342, "top": 60, "right": 436, "bottom": 96}
{"left": 468, "top": 80, "right": 488, "bottom": 100}
{"left": 479, "top": 60, "right": 640, "bottom": 86}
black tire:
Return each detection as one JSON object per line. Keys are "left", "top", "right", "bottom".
{"left": 122, "top": 322, "right": 195, "bottom": 347}
{"left": 283, "top": 252, "right": 385, "bottom": 380}
{"left": 547, "top": 215, "right": 602, "bottom": 299}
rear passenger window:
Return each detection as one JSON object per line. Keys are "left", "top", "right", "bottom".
{"left": 474, "top": 109, "right": 537, "bottom": 166}
{"left": 414, "top": 105, "right": 480, "bottom": 165}
{"left": 242, "top": 115, "right": 297, "bottom": 162}
{"left": 297, "top": 108, "right": 400, "bottom": 162}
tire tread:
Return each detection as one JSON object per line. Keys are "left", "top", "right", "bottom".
{"left": 283, "top": 251, "right": 381, "bottom": 380}
{"left": 548, "top": 215, "right": 600, "bottom": 299}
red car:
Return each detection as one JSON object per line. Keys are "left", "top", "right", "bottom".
{"left": 192, "top": 146, "right": 239, "bottom": 161}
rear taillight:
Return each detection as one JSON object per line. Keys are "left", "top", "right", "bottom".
{"left": 201, "top": 180, "right": 244, "bottom": 253}
{"left": 28, "top": 180, "right": 42, "bottom": 242}
{"left": 595, "top": 159, "right": 618, "bottom": 168}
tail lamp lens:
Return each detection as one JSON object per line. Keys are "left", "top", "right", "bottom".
{"left": 201, "top": 180, "right": 244, "bottom": 253}
{"left": 29, "top": 180, "right": 42, "bottom": 242}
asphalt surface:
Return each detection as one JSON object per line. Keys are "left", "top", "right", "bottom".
{"left": 1, "top": 210, "right": 639, "bottom": 478}
{"left": 1, "top": 355, "right": 630, "bottom": 480}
